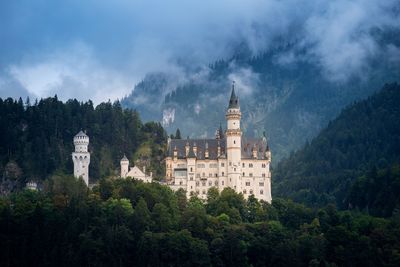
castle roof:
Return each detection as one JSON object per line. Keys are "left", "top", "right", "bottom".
{"left": 168, "top": 139, "right": 226, "bottom": 160}
{"left": 167, "top": 137, "right": 268, "bottom": 160}
{"left": 74, "top": 130, "right": 88, "bottom": 138}
{"left": 121, "top": 154, "right": 129, "bottom": 162}
{"left": 228, "top": 82, "right": 239, "bottom": 109}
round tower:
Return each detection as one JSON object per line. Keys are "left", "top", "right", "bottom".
{"left": 72, "top": 130, "right": 91, "bottom": 185}
{"left": 225, "top": 82, "right": 242, "bottom": 191}
{"left": 120, "top": 155, "right": 129, "bottom": 178}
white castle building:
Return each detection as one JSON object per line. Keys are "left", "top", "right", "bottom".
{"left": 120, "top": 155, "right": 153, "bottom": 183}
{"left": 164, "top": 83, "right": 272, "bottom": 202}
{"left": 75, "top": 83, "right": 271, "bottom": 202}
{"left": 72, "top": 130, "right": 91, "bottom": 185}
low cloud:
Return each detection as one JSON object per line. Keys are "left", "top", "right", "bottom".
{"left": 5, "top": 43, "right": 132, "bottom": 104}
{"left": 0, "top": 0, "right": 399, "bottom": 102}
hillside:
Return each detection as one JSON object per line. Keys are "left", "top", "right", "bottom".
{"left": 273, "top": 83, "right": 400, "bottom": 215}
{"left": 1, "top": 176, "right": 400, "bottom": 266}
{"left": 121, "top": 34, "right": 400, "bottom": 162}
{"left": 0, "top": 97, "right": 166, "bottom": 192}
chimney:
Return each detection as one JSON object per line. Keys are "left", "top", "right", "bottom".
{"left": 252, "top": 144, "right": 257, "bottom": 159}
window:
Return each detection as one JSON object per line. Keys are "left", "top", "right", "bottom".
{"left": 190, "top": 176, "right": 193, "bottom": 181}
{"left": 209, "top": 173, "right": 212, "bottom": 177}
{"left": 246, "top": 182, "right": 250, "bottom": 186}
{"left": 222, "top": 172, "right": 224, "bottom": 176}
{"left": 249, "top": 163, "right": 253, "bottom": 168}
{"left": 179, "top": 181, "right": 183, "bottom": 185}
{"left": 197, "top": 164, "right": 205, "bottom": 168}
{"left": 202, "top": 181, "right": 206, "bottom": 186}
{"left": 208, "top": 181, "right": 212, "bottom": 186}
{"left": 222, "top": 181, "right": 224, "bottom": 185}
{"left": 262, "top": 163, "right": 266, "bottom": 168}
{"left": 250, "top": 189, "right": 253, "bottom": 194}
{"left": 215, "top": 173, "right": 218, "bottom": 177}
{"left": 221, "top": 163, "right": 225, "bottom": 167}
{"left": 196, "top": 181, "right": 199, "bottom": 186}
{"left": 196, "top": 174, "right": 200, "bottom": 178}
{"left": 242, "top": 172, "right": 245, "bottom": 176}
{"left": 202, "top": 173, "right": 205, "bottom": 177}
{"left": 234, "top": 168, "right": 236, "bottom": 172}
{"left": 190, "top": 167, "right": 193, "bottom": 172}
{"left": 259, "top": 182, "right": 264, "bottom": 186}
{"left": 234, "top": 140, "right": 236, "bottom": 144}
{"left": 190, "top": 186, "right": 193, "bottom": 189}
{"left": 260, "top": 190, "right": 264, "bottom": 194}
{"left": 214, "top": 181, "right": 218, "bottom": 186}
{"left": 202, "top": 190, "right": 206, "bottom": 195}
{"left": 249, "top": 173, "right": 253, "bottom": 177}
{"left": 210, "top": 163, "right": 218, "bottom": 168}
{"left": 262, "top": 173, "right": 266, "bottom": 177}
{"left": 243, "top": 189, "right": 247, "bottom": 194}
{"left": 229, "top": 162, "right": 232, "bottom": 166}
{"left": 242, "top": 163, "right": 245, "bottom": 167}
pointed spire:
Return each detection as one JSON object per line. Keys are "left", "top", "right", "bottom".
{"left": 219, "top": 123, "right": 224, "bottom": 139}
{"left": 121, "top": 154, "right": 129, "bottom": 162}
{"left": 228, "top": 81, "right": 239, "bottom": 109}
{"left": 187, "top": 145, "right": 196, "bottom": 158}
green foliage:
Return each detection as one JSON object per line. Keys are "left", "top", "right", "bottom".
{"left": 0, "top": 178, "right": 400, "bottom": 266}
{"left": 0, "top": 97, "right": 167, "bottom": 188}
{"left": 274, "top": 83, "right": 400, "bottom": 212}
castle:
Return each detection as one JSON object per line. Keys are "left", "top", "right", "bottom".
{"left": 164, "top": 83, "right": 272, "bottom": 202}
{"left": 72, "top": 83, "right": 272, "bottom": 202}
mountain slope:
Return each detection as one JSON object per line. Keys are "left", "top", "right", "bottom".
{"left": 121, "top": 36, "right": 400, "bottom": 162}
{"left": 273, "top": 83, "right": 400, "bottom": 213}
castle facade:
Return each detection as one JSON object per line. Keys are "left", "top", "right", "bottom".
{"left": 164, "top": 84, "right": 272, "bottom": 202}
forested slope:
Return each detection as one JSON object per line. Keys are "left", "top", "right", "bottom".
{"left": 274, "top": 83, "right": 400, "bottom": 215}
{"left": 0, "top": 97, "right": 166, "bottom": 192}
{"left": 1, "top": 176, "right": 400, "bottom": 266}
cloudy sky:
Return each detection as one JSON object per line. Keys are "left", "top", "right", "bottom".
{"left": 0, "top": 0, "right": 399, "bottom": 104}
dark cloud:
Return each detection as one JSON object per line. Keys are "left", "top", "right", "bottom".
{"left": 0, "top": 0, "right": 399, "bottom": 103}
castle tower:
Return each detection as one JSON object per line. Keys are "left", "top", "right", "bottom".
{"left": 120, "top": 155, "right": 129, "bottom": 178}
{"left": 72, "top": 130, "right": 90, "bottom": 185}
{"left": 225, "top": 82, "right": 242, "bottom": 192}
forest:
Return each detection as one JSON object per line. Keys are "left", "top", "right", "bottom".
{"left": 0, "top": 96, "right": 166, "bottom": 193}
{"left": 1, "top": 176, "right": 400, "bottom": 267}
{"left": 274, "top": 83, "right": 400, "bottom": 215}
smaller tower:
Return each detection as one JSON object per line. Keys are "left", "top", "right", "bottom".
{"left": 120, "top": 155, "right": 129, "bottom": 178}
{"left": 72, "top": 130, "right": 91, "bottom": 185}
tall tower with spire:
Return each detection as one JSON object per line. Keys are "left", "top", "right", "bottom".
{"left": 225, "top": 81, "right": 242, "bottom": 191}
{"left": 72, "top": 130, "right": 91, "bottom": 185}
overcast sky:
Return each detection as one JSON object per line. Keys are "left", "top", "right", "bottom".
{"left": 0, "top": 0, "right": 399, "bottom": 104}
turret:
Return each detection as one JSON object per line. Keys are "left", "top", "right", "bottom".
{"left": 120, "top": 154, "right": 129, "bottom": 178}
{"left": 72, "top": 130, "right": 91, "bottom": 186}
{"left": 205, "top": 141, "right": 209, "bottom": 159}
{"left": 225, "top": 81, "right": 242, "bottom": 190}
{"left": 185, "top": 140, "right": 190, "bottom": 156}
{"left": 193, "top": 142, "right": 197, "bottom": 157}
